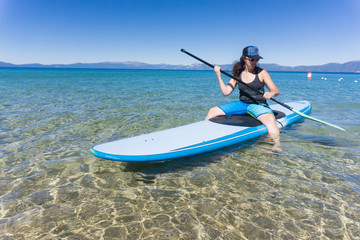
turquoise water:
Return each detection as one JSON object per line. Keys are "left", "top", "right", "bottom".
{"left": 1, "top": 68, "right": 360, "bottom": 239}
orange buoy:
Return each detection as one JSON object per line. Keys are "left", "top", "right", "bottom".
{"left": 307, "top": 72, "right": 312, "bottom": 79}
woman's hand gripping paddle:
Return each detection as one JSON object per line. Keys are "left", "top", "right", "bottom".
{"left": 181, "top": 49, "right": 346, "bottom": 131}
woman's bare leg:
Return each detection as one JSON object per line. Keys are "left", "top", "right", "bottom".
{"left": 205, "top": 106, "right": 226, "bottom": 120}
{"left": 257, "top": 113, "right": 282, "bottom": 152}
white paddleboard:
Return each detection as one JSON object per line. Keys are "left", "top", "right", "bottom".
{"left": 90, "top": 100, "right": 311, "bottom": 162}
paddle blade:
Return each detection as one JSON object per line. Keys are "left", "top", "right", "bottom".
{"left": 292, "top": 109, "right": 346, "bottom": 131}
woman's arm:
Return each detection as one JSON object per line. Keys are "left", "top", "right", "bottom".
{"left": 214, "top": 66, "right": 237, "bottom": 96}
{"left": 260, "top": 69, "right": 279, "bottom": 99}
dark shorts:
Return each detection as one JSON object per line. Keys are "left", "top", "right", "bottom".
{"left": 218, "top": 101, "right": 274, "bottom": 118}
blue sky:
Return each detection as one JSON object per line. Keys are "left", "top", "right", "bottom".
{"left": 0, "top": 0, "right": 359, "bottom": 66}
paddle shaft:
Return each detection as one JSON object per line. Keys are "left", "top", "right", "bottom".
{"left": 180, "top": 49, "right": 293, "bottom": 110}
{"left": 181, "top": 49, "right": 346, "bottom": 131}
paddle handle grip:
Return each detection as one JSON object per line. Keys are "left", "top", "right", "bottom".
{"left": 181, "top": 49, "right": 215, "bottom": 69}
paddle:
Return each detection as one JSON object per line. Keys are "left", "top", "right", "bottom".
{"left": 181, "top": 49, "right": 346, "bottom": 131}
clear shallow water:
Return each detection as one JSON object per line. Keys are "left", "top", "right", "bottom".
{"left": 1, "top": 68, "right": 359, "bottom": 239}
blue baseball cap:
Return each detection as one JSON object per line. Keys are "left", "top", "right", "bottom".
{"left": 242, "top": 46, "right": 263, "bottom": 60}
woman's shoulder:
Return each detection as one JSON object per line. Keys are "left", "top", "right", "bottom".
{"left": 257, "top": 67, "right": 271, "bottom": 77}
{"left": 255, "top": 66, "right": 265, "bottom": 74}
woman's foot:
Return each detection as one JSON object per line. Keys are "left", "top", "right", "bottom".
{"left": 272, "top": 142, "right": 282, "bottom": 153}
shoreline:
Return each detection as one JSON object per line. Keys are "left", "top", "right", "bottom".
{"left": 1, "top": 67, "right": 360, "bottom": 74}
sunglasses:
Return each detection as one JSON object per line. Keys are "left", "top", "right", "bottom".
{"left": 246, "top": 57, "right": 259, "bottom": 62}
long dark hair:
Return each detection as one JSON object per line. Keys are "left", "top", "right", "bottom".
{"left": 232, "top": 56, "right": 261, "bottom": 78}
{"left": 232, "top": 56, "right": 246, "bottom": 78}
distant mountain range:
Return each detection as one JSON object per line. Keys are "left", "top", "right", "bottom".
{"left": 1, "top": 60, "right": 360, "bottom": 73}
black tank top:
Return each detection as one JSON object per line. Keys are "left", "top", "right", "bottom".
{"left": 238, "top": 67, "right": 266, "bottom": 104}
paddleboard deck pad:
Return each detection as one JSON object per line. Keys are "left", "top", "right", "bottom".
{"left": 90, "top": 100, "right": 311, "bottom": 162}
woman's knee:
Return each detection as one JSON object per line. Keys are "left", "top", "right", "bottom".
{"left": 206, "top": 106, "right": 225, "bottom": 120}
{"left": 257, "top": 114, "right": 279, "bottom": 134}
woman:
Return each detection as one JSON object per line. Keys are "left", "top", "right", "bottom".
{"left": 205, "top": 46, "right": 281, "bottom": 152}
